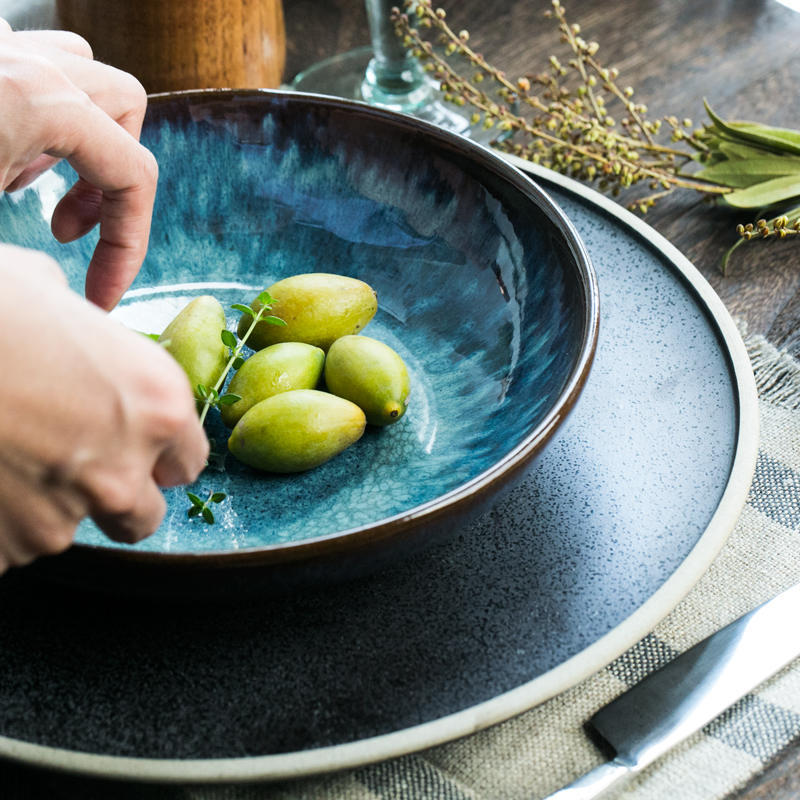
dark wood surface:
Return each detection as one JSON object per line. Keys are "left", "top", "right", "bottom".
{"left": 287, "top": 1, "right": 800, "bottom": 798}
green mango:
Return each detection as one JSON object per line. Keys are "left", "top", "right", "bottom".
{"left": 220, "top": 342, "right": 325, "bottom": 428}
{"left": 228, "top": 389, "right": 366, "bottom": 473}
{"left": 324, "top": 335, "right": 410, "bottom": 426}
{"left": 239, "top": 273, "right": 377, "bottom": 351}
{"left": 158, "top": 296, "right": 228, "bottom": 399}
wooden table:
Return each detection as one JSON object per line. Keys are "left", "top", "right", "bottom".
{"left": 282, "top": 1, "right": 800, "bottom": 797}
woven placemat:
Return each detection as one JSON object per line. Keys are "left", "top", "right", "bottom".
{"left": 3, "top": 331, "right": 800, "bottom": 800}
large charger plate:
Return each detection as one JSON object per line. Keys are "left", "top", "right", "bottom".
{"left": 0, "top": 163, "right": 758, "bottom": 783}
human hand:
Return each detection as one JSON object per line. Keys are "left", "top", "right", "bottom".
{"left": 0, "top": 18, "right": 157, "bottom": 310}
{"left": 0, "top": 244, "right": 209, "bottom": 574}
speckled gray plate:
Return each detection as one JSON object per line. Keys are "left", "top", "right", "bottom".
{"left": 0, "top": 164, "right": 758, "bottom": 783}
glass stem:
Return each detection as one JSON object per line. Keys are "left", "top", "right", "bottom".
{"left": 361, "top": 0, "right": 433, "bottom": 110}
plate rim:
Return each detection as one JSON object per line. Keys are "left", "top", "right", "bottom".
{"left": 0, "top": 157, "right": 760, "bottom": 784}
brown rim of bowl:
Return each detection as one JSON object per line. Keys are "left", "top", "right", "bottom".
{"left": 72, "top": 87, "right": 600, "bottom": 568}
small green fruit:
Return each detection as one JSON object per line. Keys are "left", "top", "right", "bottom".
{"left": 220, "top": 342, "right": 325, "bottom": 428}
{"left": 239, "top": 273, "right": 377, "bottom": 351}
{"left": 228, "top": 389, "right": 366, "bottom": 473}
{"left": 158, "top": 296, "right": 228, "bottom": 398}
{"left": 324, "top": 335, "right": 410, "bottom": 426}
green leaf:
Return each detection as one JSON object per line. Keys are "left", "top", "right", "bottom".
{"left": 722, "top": 174, "right": 800, "bottom": 208}
{"left": 233, "top": 356, "right": 246, "bottom": 370}
{"left": 220, "top": 329, "right": 237, "bottom": 348}
{"left": 218, "top": 393, "right": 241, "bottom": 406}
{"left": 186, "top": 491, "right": 204, "bottom": 506}
{"left": 256, "top": 291, "right": 275, "bottom": 306}
{"left": 261, "top": 315, "right": 287, "bottom": 326}
{"left": 231, "top": 303, "right": 255, "bottom": 317}
{"left": 210, "top": 492, "right": 227, "bottom": 503}
{"left": 201, "top": 507, "right": 215, "bottom": 524}
{"left": 717, "top": 141, "right": 775, "bottom": 161}
{"left": 140, "top": 332, "right": 161, "bottom": 341}
{"left": 705, "top": 101, "right": 800, "bottom": 157}
{"left": 695, "top": 158, "right": 800, "bottom": 188}
{"left": 187, "top": 505, "right": 202, "bottom": 518}
{"left": 196, "top": 384, "right": 208, "bottom": 399}
{"left": 729, "top": 121, "right": 800, "bottom": 150}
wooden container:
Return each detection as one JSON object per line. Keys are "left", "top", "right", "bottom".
{"left": 55, "top": 0, "right": 286, "bottom": 93}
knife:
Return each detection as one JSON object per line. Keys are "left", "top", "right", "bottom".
{"left": 541, "top": 582, "right": 800, "bottom": 800}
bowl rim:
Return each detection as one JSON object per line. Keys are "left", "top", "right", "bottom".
{"left": 74, "top": 87, "right": 601, "bottom": 566}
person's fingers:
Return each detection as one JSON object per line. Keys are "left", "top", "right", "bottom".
{"left": 10, "top": 36, "right": 147, "bottom": 139}
{"left": 46, "top": 96, "right": 158, "bottom": 309}
{"left": 3, "top": 153, "right": 60, "bottom": 192}
{"left": 14, "top": 29, "right": 92, "bottom": 59}
{"left": 82, "top": 171, "right": 157, "bottom": 309}
{"left": 0, "top": 243, "right": 67, "bottom": 286}
{"left": 50, "top": 177, "right": 104, "bottom": 242}
{"left": 91, "top": 476, "right": 167, "bottom": 544}
{"left": 152, "top": 419, "right": 210, "bottom": 488}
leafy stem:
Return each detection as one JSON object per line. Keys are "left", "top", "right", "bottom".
{"left": 187, "top": 290, "right": 286, "bottom": 523}
{"left": 197, "top": 291, "right": 285, "bottom": 426}
{"left": 186, "top": 491, "right": 227, "bottom": 524}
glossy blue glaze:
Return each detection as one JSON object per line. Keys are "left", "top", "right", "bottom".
{"left": 0, "top": 91, "right": 592, "bottom": 554}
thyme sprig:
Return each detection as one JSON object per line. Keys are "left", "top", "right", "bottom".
{"left": 392, "top": 0, "right": 725, "bottom": 211}
{"left": 392, "top": 0, "right": 800, "bottom": 271}
{"left": 188, "top": 291, "right": 286, "bottom": 523}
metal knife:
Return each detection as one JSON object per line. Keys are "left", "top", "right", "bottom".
{"left": 542, "top": 582, "right": 800, "bottom": 800}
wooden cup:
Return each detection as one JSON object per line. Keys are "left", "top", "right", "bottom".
{"left": 55, "top": 0, "right": 286, "bottom": 93}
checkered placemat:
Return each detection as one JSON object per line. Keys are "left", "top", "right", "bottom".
{"left": 4, "top": 331, "right": 800, "bottom": 799}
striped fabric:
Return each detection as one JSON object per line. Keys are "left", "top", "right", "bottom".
{"left": 4, "top": 332, "right": 800, "bottom": 799}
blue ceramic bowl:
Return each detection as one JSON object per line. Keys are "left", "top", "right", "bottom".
{"left": 1, "top": 90, "right": 598, "bottom": 593}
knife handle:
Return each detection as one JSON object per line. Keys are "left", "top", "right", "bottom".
{"left": 540, "top": 758, "right": 633, "bottom": 800}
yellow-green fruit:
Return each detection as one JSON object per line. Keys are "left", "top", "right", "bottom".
{"left": 220, "top": 342, "right": 325, "bottom": 428}
{"left": 324, "top": 335, "right": 410, "bottom": 426}
{"left": 239, "top": 273, "right": 377, "bottom": 351}
{"left": 228, "top": 389, "right": 366, "bottom": 473}
{"left": 158, "top": 296, "right": 228, "bottom": 398}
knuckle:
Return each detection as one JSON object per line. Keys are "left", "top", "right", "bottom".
{"left": 60, "top": 31, "right": 93, "bottom": 59}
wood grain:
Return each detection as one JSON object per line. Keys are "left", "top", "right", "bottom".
{"left": 56, "top": 0, "right": 287, "bottom": 92}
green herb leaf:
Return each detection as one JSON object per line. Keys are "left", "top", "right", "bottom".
{"left": 695, "top": 158, "right": 800, "bottom": 188}
{"left": 187, "top": 505, "right": 202, "bottom": 518}
{"left": 218, "top": 393, "right": 241, "bottom": 406}
{"left": 221, "top": 329, "right": 237, "bottom": 348}
{"left": 231, "top": 303, "right": 255, "bottom": 317}
{"left": 722, "top": 174, "right": 800, "bottom": 208}
{"left": 140, "top": 332, "right": 161, "bottom": 341}
{"left": 211, "top": 492, "right": 227, "bottom": 503}
{"left": 196, "top": 384, "right": 208, "bottom": 399}
{"left": 256, "top": 291, "right": 275, "bottom": 306}
{"left": 201, "top": 507, "right": 215, "bottom": 524}
{"left": 261, "top": 315, "right": 287, "bottom": 326}
{"left": 718, "top": 141, "right": 775, "bottom": 161}
{"left": 705, "top": 101, "right": 800, "bottom": 157}
{"left": 233, "top": 356, "right": 246, "bottom": 370}
{"left": 186, "top": 491, "right": 204, "bottom": 506}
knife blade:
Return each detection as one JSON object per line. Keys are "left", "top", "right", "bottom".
{"left": 542, "top": 582, "right": 800, "bottom": 800}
